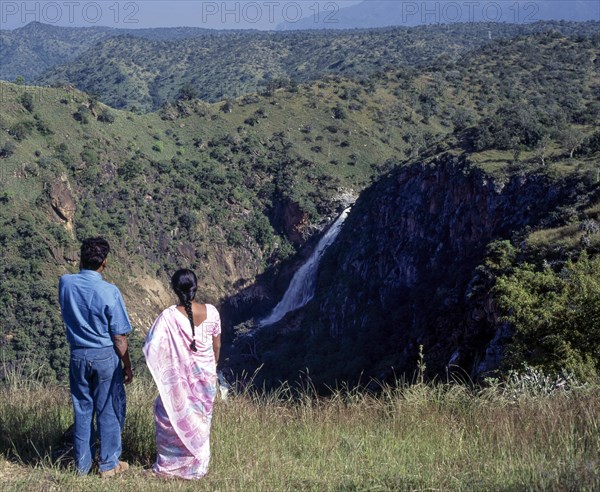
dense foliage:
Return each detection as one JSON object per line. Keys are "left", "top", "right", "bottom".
{"left": 495, "top": 254, "right": 600, "bottom": 381}
{"left": 0, "top": 209, "right": 69, "bottom": 380}
{"left": 23, "top": 21, "right": 600, "bottom": 112}
{"left": 0, "top": 22, "right": 229, "bottom": 83}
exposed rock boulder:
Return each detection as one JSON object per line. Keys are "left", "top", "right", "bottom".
{"left": 48, "top": 176, "right": 76, "bottom": 231}
{"left": 282, "top": 200, "right": 311, "bottom": 245}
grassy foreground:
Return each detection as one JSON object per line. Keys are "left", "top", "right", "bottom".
{"left": 0, "top": 372, "right": 598, "bottom": 491}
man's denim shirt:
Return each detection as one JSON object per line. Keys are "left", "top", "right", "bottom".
{"left": 59, "top": 269, "right": 132, "bottom": 349}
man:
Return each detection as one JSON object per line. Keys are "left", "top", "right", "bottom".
{"left": 58, "top": 237, "right": 133, "bottom": 477}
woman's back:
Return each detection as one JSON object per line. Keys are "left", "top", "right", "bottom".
{"left": 175, "top": 301, "right": 206, "bottom": 327}
{"left": 143, "top": 268, "right": 222, "bottom": 480}
{"left": 169, "top": 303, "right": 220, "bottom": 357}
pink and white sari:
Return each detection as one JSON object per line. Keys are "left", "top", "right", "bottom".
{"left": 143, "top": 304, "right": 221, "bottom": 480}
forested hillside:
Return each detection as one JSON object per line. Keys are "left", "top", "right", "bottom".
{"left": 0, "top": 21, "right": 230, "bottom": 83}
{"left": 0, "top": 27, "right": 598, "bottom": 385}
{"left": 6, "top": 21, "right": 596, "bottom": 112}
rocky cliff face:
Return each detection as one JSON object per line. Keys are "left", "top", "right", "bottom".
{"left": 48, "top": 176, "right": 77, "bottom": 232}
{"left": 221, "top": 193, "right": 357, "bottom": 330}
{"left": 227, "top": 156, "right": 579, "bottom": 387}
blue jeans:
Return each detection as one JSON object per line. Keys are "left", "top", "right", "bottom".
{"left": 69, "top": 346, "right": 126, "bottom": 474}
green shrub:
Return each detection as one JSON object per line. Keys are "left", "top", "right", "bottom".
{"left": 81, "top": 148, "right": 99, "bottom": 166}
{"left": 73, "top": 104, "right": 91, "bottom": 124}
{"left": 98, "top": 109, "right": 115, "bottom": 123}
{"left": 9, "top": 121, "right": 35, "bottom": 141}
{"left": 332, "top": 103, "right": 347, "bottom": 120}
{"left": 495, "top": 252, "right": 600, "bottom": 381}
{"left": 246, "top": 213, "right": 274, "bottom": 249}
{"left": 34, "top": 114, "right": 53, "bottom": 136}
{"left": 177, "top": 83, "right": 198, "bottom": 101}
{"left": 118, "top": 159, "right": 145, "bottom": 180}
{"left": 55, "top": 142, "right": 75, "bottom": 167}
{"left": 19, "top": 93, "right": 34, "bottom": 112}
{"left": 0, "top": 141, "right": 16, "bottom": 158}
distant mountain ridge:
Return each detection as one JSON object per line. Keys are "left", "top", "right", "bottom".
{"left": 277, "top": 0, "right": 600, "bottom": 30}
{"left": 4, "top": 20, "right": 598, "bottom": 112}
{"left": 0, "top": 21, "right": 242, "bottom": 83}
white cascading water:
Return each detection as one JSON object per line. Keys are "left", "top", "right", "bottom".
{"left": 258, "top": 207, "right": 352, "bottom": 327}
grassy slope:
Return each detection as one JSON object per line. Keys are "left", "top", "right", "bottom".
{"left": 0, "top": 372, "right": 598, "bottom": 491}
{"left": 0, "top": 76, "right": 423, "bottom": 379}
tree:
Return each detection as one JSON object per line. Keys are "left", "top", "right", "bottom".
{"left": 495, "top": 253, "right": 600, "bottom": 381}
{"left": 451, "top": 107, "right": 474, "bottom": 133}
{"left": 14, "top": 75, "right": 24, "bottom": 85}
{"left": 534, "top": 134, "right": 551, "bottom": 166}
{"left": 332, "top": 103, "right": 347, "bottom": 120}
{"left": 177, "top": 83, "right": 198, "bottom": 101}
{"left": 73, "top": 105, "right": 91, "bottom": 124}
{"left": 19, "top": 93, "right": 34, "bottom": 112}
{"left": 98, "top": 109, "right": 115, "bottom": 123}
{"left": 559, "top": 129, "right": 583, "bottom": 158}
{"left": 221, "top": 99, "right": 233, "bottom": 113}
{"left": 9, "top": 121, "right": 34, "bottom": 141}
{"left": 510, "top": 136, "right": 524, "bottom": 163}
{"left": 0, "top": 141, "right": 16, "bottom": 158}
{"left": 88, "top": 93, "right": 100, "bottom": 111}
{"left": 474, "top": 105, "right": 544, "bottom": 151}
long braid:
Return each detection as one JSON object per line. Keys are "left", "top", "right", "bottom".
{"left": 183, "top": 297, "right": 197, "bottom": 352}
{"left": 171, "top": 269, "right": 199, "bottom": 353}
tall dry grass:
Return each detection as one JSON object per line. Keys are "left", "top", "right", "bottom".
{"left": 0, "top": 364, "right": 598, "bottom": 491}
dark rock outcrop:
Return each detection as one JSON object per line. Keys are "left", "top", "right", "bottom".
{"left": 282, "top": 199, "right": 311, "bottom": 245}
{"left": 227, "top": 155, "right": 579, "bottom": 388}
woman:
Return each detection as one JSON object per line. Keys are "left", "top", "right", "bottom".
{"left": 143, "top": 269, "right": 221, "bottom": 479}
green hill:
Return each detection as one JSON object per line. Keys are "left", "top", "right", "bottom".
{"left": 0, "top": 21, "right": 232, "bottom": 83}
{"left": 27, "top": 21, "right": 600, "bottom": 112}
{"left": 0, "top": 28, "right": 598, "bottom": 383}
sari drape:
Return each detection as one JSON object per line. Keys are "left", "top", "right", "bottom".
{"left": 143, "top": 304, "right": 220, "bottom": 479}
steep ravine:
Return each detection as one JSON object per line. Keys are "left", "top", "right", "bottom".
{"left": 224, "top": 156, "right": 583, "bottom": 388}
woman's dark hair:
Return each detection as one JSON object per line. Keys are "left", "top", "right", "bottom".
{"left": 81, "top": 237, "right": 110, "bottom": 270}
{"left": 171, "top": 269, "right": 198, "bottom": 352}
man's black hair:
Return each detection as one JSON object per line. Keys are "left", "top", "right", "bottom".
{"left": 81, "top": 237, "right": 110, "bottom": 270}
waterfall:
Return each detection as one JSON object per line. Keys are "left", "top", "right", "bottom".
{"left": 258, "top": 207, "right": 351, "bottom": 327}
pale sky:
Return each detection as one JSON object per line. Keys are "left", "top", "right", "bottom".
{"left": 0, "top": 0, "right": 363, "bottom": 30}
{"left": 1, "top": 1, "right": 597, "bottom": 31}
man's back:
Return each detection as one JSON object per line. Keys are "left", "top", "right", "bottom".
{"left": 59, "top": 269, "right": 131, "bottom": 349}
{"left": 61, "top": 236, "right": 133, "bottom": 477}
